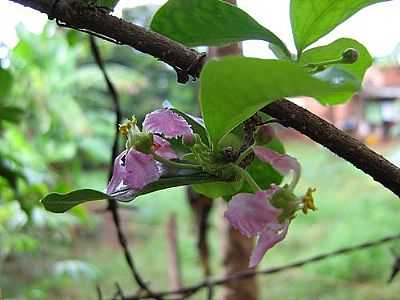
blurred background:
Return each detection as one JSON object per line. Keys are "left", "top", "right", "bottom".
{"left": 1, "top": 1, "right": 400, "bottom": 299}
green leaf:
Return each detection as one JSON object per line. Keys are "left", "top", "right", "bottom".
{"left": 41, "top": 173, "right": 217, "bottom": 213}
{"left": 41, "top": 189, "right": 111, "bottom": 214}
{"left": 0, "top": 106, "right": 24, "bottom": 123}
{"left": 0, "top": 69, "right": 13, "bottom": 100}
{"left": 298, "top": 38, "right": 372, "bottom": 81}
{"left": 290, "top": 0, "right": 390, "bottom": 53}
{"left": 200, "top": 57, "right": 359, "bottom": 146}
{"left": 150, "top": 0, "right": 290, "bottom": 57}
{"left": 192, "top": 179, "right": 243, "bottom": 199}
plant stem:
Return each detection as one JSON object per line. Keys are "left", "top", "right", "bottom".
{"left": 153, "top": 154, "right": 203, "bottom": 170}
{"left": 232, "top": 164, "right": 262, "bottom": 192}
{"left": 236, "top": 146, "right": 254, "bottom": 165}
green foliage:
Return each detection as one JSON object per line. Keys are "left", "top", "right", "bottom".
{"left": 298, "top": 38, "right": 372, "bottom": 81}
{"left": 150, "top": 0, "right": 290, "bottom": 57}
{"left": 193, "top": 180, "right": 243, "bottom": 199}
{"left": 290, "top": 0, "right": 390, "bottom": 53}
{"left": 42, "top": 173, "right": 217, "bottom": 212}
{"left": 200, "top": 57, "right": 359, "bottom": 146}
{"left": 0, "top": 68, "right": 13, "bottom": 100}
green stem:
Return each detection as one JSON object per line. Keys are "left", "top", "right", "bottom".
{"left": 153, "top": 154, "right": 203, "bottom": 170}
{"left": 288, "top": 167, "right": 301, "bottom": 192}
{"left": 236, "top": 146, "right": 254, "bottom": 165}
{"left": 232, "top": 164, "right": 262, "bottom": 192}
{"left": 303, "top": 56, "right": 346, "bottom": 71}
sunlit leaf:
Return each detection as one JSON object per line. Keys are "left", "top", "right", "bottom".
{"left": 151, "top": 0, "right": 290, "bottom": 57}
{"left": 298, "top": 38, "right": 372, "bottom": 81}
{"left": 200, "top": 57, "right": 359, "bottom": 146}
{"left": 290, "top": 0, "right": 391, "bottom": 53}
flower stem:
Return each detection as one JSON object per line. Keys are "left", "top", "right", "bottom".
{"left": 153, "top": 154, "right": 203, "bottom": 170}
{"left": 232, "top": 164, "right": 262, "bottom": 192}
{"left": 236, "top": 146, "right": 254, "bottom": 165}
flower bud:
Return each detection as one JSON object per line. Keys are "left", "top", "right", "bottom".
{"left": 131, "top": 132, "right": 154, "bottom": 154}
{"left": 341, "top": 48, "right": 359, "bottom": 64}
{"left": 255, "top": 125, "right": 275, "bottom": 145}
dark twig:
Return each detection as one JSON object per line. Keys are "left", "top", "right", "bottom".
{"left": 89, "top": 36, "right": 162, "bottom": 300}
{"left": 96, "top": 284, "right": 104, "bottom": 300}
{"left": 121, "top": 233, "right": 400, "bottom": 299}
{"left": 388, "top": 248, "right": 400, "bottom": 283}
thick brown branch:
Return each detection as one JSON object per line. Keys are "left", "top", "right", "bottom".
{"left": 12, "top": 0, "right": 204, "bottom": 79}
{"left": 9, "top": 0, "right": 400, "bottom": 197}
{"left": 263, "top": 100, "right": 400, "bottom": 196}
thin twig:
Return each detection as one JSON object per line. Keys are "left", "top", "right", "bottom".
{"left": 96, "top": 284, "right": 104, "bottom": 300}
{"left": 89, "top": 36, "right": 162, "bottom": 300}
{"left": 121, "top": 232, "right": 400, "bottom": 299}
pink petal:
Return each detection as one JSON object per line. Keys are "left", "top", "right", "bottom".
{"left": 153, "top": 135, "right": 178, "bottom": 159}
{"left": 256, "top": 125, "right": 275, "bottom": 144}
{"left": 106, "top": 151, "right": 127, "bottom": 194}
{"left": 224, "top": 188, "right": 281, "bottom": 238}
{"left": 253, "top": 146, "right": 300, "bottom": 176}
{"left": 249, "top": 222, "right": 289, "bottom": 268}
{"left": 142, "top": 109, "right": 193, "bottom": 139}
{"left": 123, "top": 149, "right": 160, "bottom": 190}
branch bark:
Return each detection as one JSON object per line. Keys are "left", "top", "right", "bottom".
{"left": 9, "top": 0, "right": 400, "bottom": 197}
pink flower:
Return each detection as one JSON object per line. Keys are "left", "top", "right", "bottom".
{"left": 143, "top": 109, "right": 193, "bottom": 139}
{"left": 253, "top": 146, "right": 300, "bottom": 177}
{"left": 224, "top": 186, "right": 289, "bottom": 268}
{"left": 106, "top": 109, "right": 192, "bottom": 194}
{"left": 224, "top": 147, "right": 302, "bottom": 267}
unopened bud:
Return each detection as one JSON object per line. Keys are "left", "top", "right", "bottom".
{"left": 255, "top": 125, "right": 275, "bottom": 145}
{"left": 341, "top": 48, "right": 359, "bottom": 64}
{"left": 131, "top": 132, "right": 153, "bottom": 154}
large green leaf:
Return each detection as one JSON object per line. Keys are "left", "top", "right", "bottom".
{"left": 290, "top": 0, "right": 390, "bottom": 53}
{"left": 150, "top": 0, "right": 290, "bottom": 57}
{"left": 298, "top": 38, "right": 372, "bottom": 81}
{"left": 200, "top": 57, "right": 359, "bottom": 146}
{"left": 42, "top": 173, "right": 217, "bottom": 213}
{"left": 0, "top": 69, "right": 13, "bottom": 100}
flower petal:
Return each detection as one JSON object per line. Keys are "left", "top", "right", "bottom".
{"left": 142, "top": 108, "right": 193, "bottom": 139}
{"left": 123, "top": 149, "right": 160, "bottom": 190}
{"left": 153, "top": 135, "right": 178, "bottom": 159}
{"left": 253, "top": 146, "right": 300, "bottom": 176}
{"left": 249, "top": 222, "right": 289, "bottom": 268}
{"left": 224, "top": 187, "right": 281, "bottom": 238}
{"left": 106, "top": 151, "right": 127, "bottom": 194}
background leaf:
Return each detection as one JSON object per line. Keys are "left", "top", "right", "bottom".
{"left": 298, "top": 38, "right": 372, "bottom": 81}
{"left": 290, "top": 0, "right": 390, "bottom": 53}
{"left": 200, "top": 57, "right": 359, "bottom": 146}
{"left": 151, "top": 0, "right": 290, "bottom": 57}
{"left": 0, "top": 68, "right": 13, "bottom": 100}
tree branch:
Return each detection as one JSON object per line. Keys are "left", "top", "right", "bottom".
{"left": 9, "top": 0, "right": 400, "bottom": 196}
{"left": 121, "top": 232, "right": 400, "bottom": 299}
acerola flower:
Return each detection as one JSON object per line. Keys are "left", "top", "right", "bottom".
{"left": 106, "top": 108, "right": 193, "bottom": 194}
{"left": 225, "top": 146, "right": 315, "bottom": 267}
